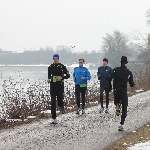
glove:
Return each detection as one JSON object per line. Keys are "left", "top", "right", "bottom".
{"left": 98, "top": 76, "right": 101, "bottom": 80}
{"left": 130, "top": 82, "right": 135, "bottom": 87}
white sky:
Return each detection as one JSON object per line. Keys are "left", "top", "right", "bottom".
{"left": 0, "top": 0, "right": 150, "bottom": 52}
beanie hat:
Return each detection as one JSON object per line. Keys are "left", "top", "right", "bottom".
{"left": 53, "top": 54, "right": 59, "bottom": 59}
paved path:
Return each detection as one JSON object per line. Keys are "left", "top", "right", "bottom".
{"left": 0, "top": 91, "right": 150, "bottom": 150}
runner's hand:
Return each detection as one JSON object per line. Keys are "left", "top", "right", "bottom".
{"left": 47, "top": 79, "right": 51, "bottom": 83}
{"left": 56, "top": 76, "right": 62, "bottom": 81}
{"left": 81, "top": 76, "right": 84, "bottom": 80}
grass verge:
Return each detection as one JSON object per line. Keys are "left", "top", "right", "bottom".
{"left": 104, "top": 122, "right": 150, "bottom": 150}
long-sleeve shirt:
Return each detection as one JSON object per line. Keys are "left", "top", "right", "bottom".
{"left": 73, "top": 66, "right": 91, "bottom": 85}
{"left": 48, "top": 63, "right": 70, "bottom": 87}
{"left": 109, "top": 65, "right": 135, "bottom": 89}
{"left": 97, "top": 66, "right": 112, "bottom": 84}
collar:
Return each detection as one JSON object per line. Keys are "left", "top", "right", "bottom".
{"left": 79, "top": 66, "right": 84, "bottom": 68}
{"left": 102, "top": 66, "right": 108, "bottom": 68}
{"left": 53, "top": 63, "right": 59, "bottom": 65}
{"left": 121, "top": 64, "right": 127, "bottom": 68}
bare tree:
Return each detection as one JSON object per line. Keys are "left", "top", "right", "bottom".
{"left": 146, "top": 9, "right": 150, "bottom": 26}
{"left": 137, "top": 9, "right": 150, "bottom": 74}
{"left": 102, "top": 30, "right": 131, "bottom": 68}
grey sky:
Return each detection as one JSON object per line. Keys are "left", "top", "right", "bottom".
{"left": 0, "top": 0, "right": 150, "bottom": 52}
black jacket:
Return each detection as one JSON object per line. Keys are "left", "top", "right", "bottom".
{"left": 48, "top": 63, "right": 70, "bottom": 87}
{"left": 109, "top": 65, "right": 135, "bottom": 89}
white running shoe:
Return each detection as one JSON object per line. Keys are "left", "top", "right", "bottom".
{"left": 118, "top": 124, "right": 124, "bottom": 131}
{"left": 99, "top": 107, "right": 104, "bottom": 113}
{"left": 51, "top": 119, "right": 57, "bottom": 124}
{"left": 82, "top": 109, "right": 85, "bottom": 114}
{"left": 105, "top": 108, "right": 109, "bottom": 113}
{"left": 76, "top": 108, "right": 81, "bottom": 114}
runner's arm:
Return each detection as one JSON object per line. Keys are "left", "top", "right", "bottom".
{"left": 84, "top": 69, "right": 91, "bottom": 81}
{"left": 62, "top": 65, "right": 70, "bottom": 79}
{"left": 128, "top": 71, "right": 135, "bottom": 87}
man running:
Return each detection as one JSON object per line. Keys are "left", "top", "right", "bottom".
{"left": 73, "top": 58, "right": 91, "bottom": 114}
{"left": 97, "top": 58, "right": 112, "bottom": 113}
{"left": 47, "top": 54, "right": 70, "bottom": 124}
{"left": 109, "top": 56, "right": 135, "bottom": 131}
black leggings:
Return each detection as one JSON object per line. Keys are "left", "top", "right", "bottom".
{"left": 75, "top": 85, "right": 87, "bottom": 109}
{"left": 114, "top": 88, "right": 128, "bottom": 125}
{"left": 100, "top": 84, "right": 109, "bottom": 108}
{"left": 50, "top": 86, "right": 64, "bottom": 119}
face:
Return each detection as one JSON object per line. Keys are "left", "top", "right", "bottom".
{"left": 79, "top": 60, "right": 84, "bottom": 66}
{"left": 53, "top": 57, "right": 59, "bottom": 64}
{"left": 103, "top": 61, "right": 108, "bottom": 67}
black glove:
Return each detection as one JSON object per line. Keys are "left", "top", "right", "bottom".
{"left": 130, "top": 82, "right": 135, "bottom": 87}
{"left": 98, "top": 76, "right": 101, "bottom": 80}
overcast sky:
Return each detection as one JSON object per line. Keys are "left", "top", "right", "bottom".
{"left": 0, "top": 0, "right": 150, "bottom": 52}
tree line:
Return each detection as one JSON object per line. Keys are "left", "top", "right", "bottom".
{"left": 1, "top": 9, "right": 150, "bottom": 68}
{"left": 0, "top": 46, "right": 105, "bottom": 65}
{"left": 0, "top": 31, "right": 146, "bottom": 68}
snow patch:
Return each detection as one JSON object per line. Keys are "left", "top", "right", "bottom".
{"left": 41, "top": 110, "right": 51, "bottom": 114}
{"left": 135, "top": 89, "right": 144, "bottom": 93}
{"left": 27, "top": 116, "right": 36, "bottom": 119}
{"left": 6, "top": 119, "right": 22, "bottom": 122}
{"left": 89, "top": 101, "right": 98, "bottom": 104}
{"left": 127, "top": 141, "right": 150, "bottom": 150}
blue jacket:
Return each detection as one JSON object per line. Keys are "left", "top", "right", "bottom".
{"left": 73, "top": 66, "right": 91, "bottom": 85}
{"left": 97, "top": 66, "right": 112, "bottom": 84}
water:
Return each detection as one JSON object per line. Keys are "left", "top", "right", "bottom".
{"left": 0, "top": 66, "right": 49, "bottom": 82}
{"left": 0, "top": 66, "right": 98, "bottom": 88}
{"left": 0, "top": 65, "right": 97, "bottom": 81}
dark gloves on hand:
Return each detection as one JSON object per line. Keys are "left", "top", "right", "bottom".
{"left": 98, "top": 76, "right": 101, "bottom": 80}
{"left": 130, "top": 82, "right": 135, "bottom": 87}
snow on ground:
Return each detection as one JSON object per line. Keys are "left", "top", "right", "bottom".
{"left": 0, "top": 91, "right": 150, "bottom": 150}
{"left": 135, "top": 89, "right": 144, "bottom": 93}
{"left": 127, "top": 141, "right": 150, "bottom": 150}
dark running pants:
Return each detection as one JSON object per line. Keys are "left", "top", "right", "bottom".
{"left": 50, "top": 86, "right": 64, "bottom": 119}
{"left": 114, "top": 88, "right": 128, "bottom": 125}
{"left": 75, "top": 85, "right": 87, "bottom": 109}
{"left": 100, "top": 84, "right": 109, "bottom": 108}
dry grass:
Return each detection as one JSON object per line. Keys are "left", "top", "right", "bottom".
{"left": 104, "top": 122, "right": 150, "bottom": 150}
{"left": 0, "top": 117, "right": 41, "bottom": 130}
